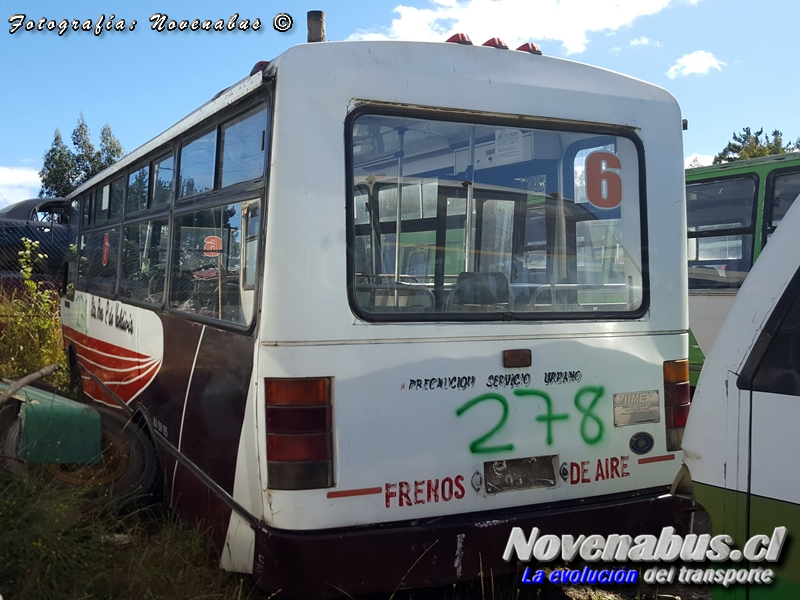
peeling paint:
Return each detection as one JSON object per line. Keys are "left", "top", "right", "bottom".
{"left": 474, "top": 519, "right": 511, "bottom": 529}
{"left": 453, "top": 533, "right": 465, "bottom": 578}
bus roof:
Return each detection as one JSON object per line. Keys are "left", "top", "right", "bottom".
{"left": 686, "top": 152, "right": 800, "bottom": 178}
{"left": 67, "top": 39, "right": 679, "bottom": 201}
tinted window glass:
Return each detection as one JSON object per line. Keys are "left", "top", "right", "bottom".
{"left": 752, "top": 281, "right": 800, "bottom": 396}
{"left": 110, "top": 179, "right": 124, "bottom": 220}
{"left": 686, "top": 176, "right": 757, "bottom": 289}
{"left": 769, "top": 170, "right": 800, "bottom": 233}
{"left": 220, "top": 105, "right": 267, "bottom": 188}
{"left": 95, "top": 185, "right": 110, "bottom": 224}
{"left": 350, "top": 115, "right": 644, "bottom": 320}
{"left": 88, "top": 227, "right": 119, "bottom": 296}
{"left": 120, "top": 219, "right": 169, "bottom": 304}
{"left": 127, "top": 166, "right": 149, "bottom": 214}
{"left": 179, "top": 130, "right": 216, "bottom": 198}
{"left": 82, "top": 192, "right": 92, "bottom": 227}
{"left": 77, "top": 232, "right": 90, "bottom": 291}
{"left": 152, "top": 155, "right": 175, "bottom": 208}
{"left": 170, "top": 200, "right": 258, "bottom": 325}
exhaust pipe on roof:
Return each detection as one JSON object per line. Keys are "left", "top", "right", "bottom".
{"left": 307, "top": 11, "right": 325, "bottom": 43}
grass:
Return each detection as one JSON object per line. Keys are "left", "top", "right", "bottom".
{"left": 0, "top": 472, "right": 257, "bottom": 600}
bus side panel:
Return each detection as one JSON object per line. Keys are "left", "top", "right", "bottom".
{"left": 62, "top": 294, "right": 258, "bottom": 550}
{"left": 155, "top": 316, "right": 255, "bottom": 547}
{"left": 169, "top": 320, "right": 254, "bottom": 495}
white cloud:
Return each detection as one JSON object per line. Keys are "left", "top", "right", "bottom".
{"left": 610, "top": 46, "right": 622, "bottom": 56}
{"left": 349, "top": 0, "right": 677, "bottom": 55}
{"left": 630, "top": 36, "right": 660, "bottom": 47}
{"left": 684, "top": 153, "right": 714, "bottom": 168}
{"left": 666, "top": 50, "right": 725, "bottom": 79}
{"left": 0, "top": 166, "right": 41, "bottom": 206}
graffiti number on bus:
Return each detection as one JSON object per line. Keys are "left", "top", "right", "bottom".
{"left": 455, "top": 386, "right": 607, "bottom": 454}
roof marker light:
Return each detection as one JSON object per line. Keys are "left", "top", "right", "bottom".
{"left": 445, "top": 33, "right": 473, "bottom": 45}
{"left": 516, "top": 42, "right": 543, "bottom": 55}
{"left": 482, "top": 38, "right": 508, "bottom": 49}
{"left": 249, "top": 61, "right": 270, "bottom": 76}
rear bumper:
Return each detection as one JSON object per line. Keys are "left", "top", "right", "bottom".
{"left": 253, "top": 488, "right": 693, "bottom": 598}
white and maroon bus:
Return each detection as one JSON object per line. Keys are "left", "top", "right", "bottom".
{"left": 60, "top": 23, "right": 691, "bottom": 598}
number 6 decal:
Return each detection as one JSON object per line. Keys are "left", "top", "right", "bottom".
{"left": 585, "top": 151, "right": 622, "bottom": 209}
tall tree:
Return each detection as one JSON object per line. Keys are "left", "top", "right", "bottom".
{"left": 38, "top": 129, "right": 76, "bottom": 198}
{"left": 713, "top": 127, "right": 800, "bottom": 164}
{"left": 97, "top": 124, "right": 124, "bottom": 171}
{"left": 38, "top": 116, "right": 124, "bottom": 198}
{"left": 71, "top": 113, "right": 100, "bottom": 184}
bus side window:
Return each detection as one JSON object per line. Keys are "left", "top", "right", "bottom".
{"left": 120, "top": 219, "right": 169, "bottom": 304}
{"left": 749, "top": 278, "right": 800, "bottom": 396}
{"left": 88, "top": 227, "right": 119, "bottom": 297}
{"left": 77, "top": 232, "right": 91, "bottom": 291}
{"left": 219, "top": 105, "right": 267, "bottom": 189}
{"left": 170, "top": 201, "right": 254, "bottom": 326}
{"left": 768, "top": 171, "right": 800, "bottom": 236}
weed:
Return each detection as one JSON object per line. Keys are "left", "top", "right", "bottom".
{"left": 0, "top": 238, "right": 69, "bottom": 392}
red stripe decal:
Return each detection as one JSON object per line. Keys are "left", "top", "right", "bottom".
{"left": 638, "top": 454, "right": 676, "bottom": 465}
{"left": 326, "top": 487, "right": 383, "bottom": 499}
{"left": 64, "top": 325, "right": 161, "bottom": 405}
{"left": 64, "top": 325, "right": 147, "bottom": 359}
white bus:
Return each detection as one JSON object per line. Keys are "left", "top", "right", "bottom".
{"left": 60, "top": 24, "right": 691, "bottom": 598}
{"left": 675, "top": 178, "right": 800, "bottom": 598}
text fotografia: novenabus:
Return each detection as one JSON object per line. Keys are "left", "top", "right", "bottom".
{"left": 8, "top": 14, "right": 137, "bottom": 35}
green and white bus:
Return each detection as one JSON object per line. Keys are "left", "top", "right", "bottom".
{"left": 676, "top": 185, "right": 800, "bottom": 598}
{"left": 686, "top": 153, "right": 800, "bottom": 386}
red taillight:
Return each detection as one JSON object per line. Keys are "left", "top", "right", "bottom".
{"left": 516, "top": 42, "right": 543, "bottom": 55}
{"left": 265, "top": 378, "right": 329, "bottom": 405}
{"left": 482, "top": 37, "right": 508, "bottom": 49}
{"left": 265, "top": 377, "right": 333, "bottom": 490}
{"left": 664, "top": 360, "right": 691, "bottom": 451}
{"left": 666, "top": 403, "right": 691, "bottom": 429}
{"left": 445, "top": 33, "right": 473, "bottom": 45}
{"left": 267, "top": 433, "right": 332, "bottom": 461}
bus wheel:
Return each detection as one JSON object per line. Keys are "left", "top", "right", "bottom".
{"left": 41, "top": 406, "right": 160, "bottom": 508}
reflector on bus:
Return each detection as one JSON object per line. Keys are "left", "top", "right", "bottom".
{"left": 516, "top": 42, "right": 543, "bottom": 55}
{"left": 482, "top": 37, "right": 508, "bottom": 49}
{"left": 445, "top": 33, "right": 473, "bottom": 45}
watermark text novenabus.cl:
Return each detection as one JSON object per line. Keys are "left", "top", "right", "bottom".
{"left": 504, "top": 526, "right": 787, "bottom": 588}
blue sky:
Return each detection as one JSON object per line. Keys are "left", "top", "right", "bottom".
{"left": 1, "top": 0, "right": 797, "bottom": 204}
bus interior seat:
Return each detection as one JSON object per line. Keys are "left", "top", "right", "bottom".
{"left": 147, "top": 274, "right": 165, "bottom": 303}
{"left": 170, "top": 272, "right": 195, "bottom": 308}
{"left": 446, "top": 271, "right": 509, "bottom": 310}
{"left": 211, "top": 281, "right": 244, "bottom": 322}
{"left": 688, "top": 265, "right": 725, "bottom": 288}
{"left": 723, "top": 259, "right": 750, "bottom": 284}
{"left": 371, "top": 285, "right": 434, "bottom": 311}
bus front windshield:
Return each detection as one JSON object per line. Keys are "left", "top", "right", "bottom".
{"left": 349, "top": 114, "right": 645, "bottom": 320}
